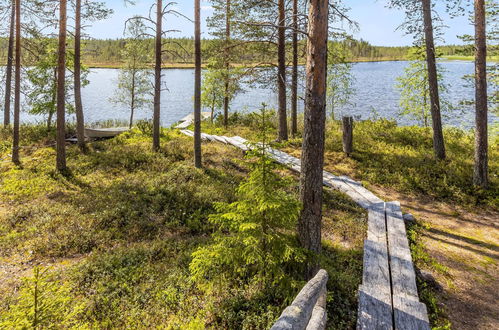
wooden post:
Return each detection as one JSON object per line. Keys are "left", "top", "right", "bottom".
{"left": 342, "top": 116, "right": 353, "bottom": 156}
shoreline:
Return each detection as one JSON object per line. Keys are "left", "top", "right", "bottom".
{"left": 0, "top": 56, "right": 496, "bottom": 70}
{"left": 82, "top": 56, "right": 496, "bottom": 69}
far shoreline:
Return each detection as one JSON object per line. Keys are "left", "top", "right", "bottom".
{"left": 82, "top": 55, "right": 496, "bottom": 69}
{"left": 0, "top": 56, "right": 495, "bottom": 70}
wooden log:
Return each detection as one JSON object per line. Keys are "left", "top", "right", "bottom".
{"left": 306, "top": 286, "right": 327, "bottom": 330}
{"left": 342, "top": 116, "right": 353, "bottom": 156}
{"left": 271, "top": 269, "right": 328, "bottom": 330}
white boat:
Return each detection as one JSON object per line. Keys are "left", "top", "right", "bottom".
{"left": 84, "top": 127, "right": 129, "bottom": 138}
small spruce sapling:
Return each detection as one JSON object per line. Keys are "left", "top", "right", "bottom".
{"left": 190, "top": 104, "right": 303, "bottom": 293}
{"left": 0, "top": 267, "right": 84, "bottom": 328}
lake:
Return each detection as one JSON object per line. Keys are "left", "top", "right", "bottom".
{"left": 1, "top": 61, "right": 497, "bottom": 128}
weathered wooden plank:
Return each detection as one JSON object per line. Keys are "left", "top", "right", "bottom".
{"left": 357, "top": 286, "right": 393, "bottom": 330}
{"left": 367, "top": 203, "right": 387, "bottom": 243}
{"left": 386, "top": 201, "right": 419, "bottom": 300}
{"left": 180, "top": 129, "right": 194, "bottom": 137}
{"left": 361, "top": 239, "right": 391, "bottom": 294}
{"left": 338, "top": 176, "right": 383, "bottom": 205}
{"left": 271, "top": 269, "right": 329, "bottom": 330}
{"left": 393, "top": 295, "right": 430, "bottom": 330}
{"left": 212, "top": 135, "right": 229, "bottom": 144}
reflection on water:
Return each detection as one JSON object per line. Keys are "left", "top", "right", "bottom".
{"left": 0, "top": 61, "right": 496, "bottom": 128}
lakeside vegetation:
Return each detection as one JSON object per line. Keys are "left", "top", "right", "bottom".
{"left": 0, "top": 37, "right": 491, "bottom": 68}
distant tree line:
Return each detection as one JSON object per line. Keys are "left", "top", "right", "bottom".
{"left": 0, "top": 37, "right": 480, "bottom": 66}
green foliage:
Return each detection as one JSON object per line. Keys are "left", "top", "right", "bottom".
{"left": 25, "top": 37, "right": 89, "bottom": 128}
{"left": 201, "top": 59, "right": 243, "bottom": 120}
{"left": 327, "top": 40, "right": 356, "bottom": 119}
{"left": 0, "top": 267, "right": 85, "bottom": 329}
{"left": 190, "top": 106, "right": 303, "bottom": 294}
{"left": 111, "top": 19, "right": 153, "bottom": 128}
{"left": 396, "top": 47, "right": 454, "bottom": 127}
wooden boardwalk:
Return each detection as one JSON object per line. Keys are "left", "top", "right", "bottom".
{"left": 179, "top": 130, "right": 430, "bottom": 330}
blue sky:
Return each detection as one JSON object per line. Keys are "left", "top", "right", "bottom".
{"left": 87, "top": 0, "right": 473, "bottom": 46}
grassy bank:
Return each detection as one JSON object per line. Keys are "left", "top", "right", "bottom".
{"left": 0, "top": 125, "right": 365, "bottom": 328}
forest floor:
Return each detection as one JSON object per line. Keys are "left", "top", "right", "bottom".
{"left": 0, "top": 126, "right": 366, "bottom": 328}
{"left": 204, "top": 117, "right": 499, "bottom": 329}
{"left": 1, "top": 118, "right": 497, "bottom": 328}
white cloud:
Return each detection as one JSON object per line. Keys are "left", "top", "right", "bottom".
{"left": 201, "top": 5, "right": 213, "bottom": 11}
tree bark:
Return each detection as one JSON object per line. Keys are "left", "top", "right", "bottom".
{"left": 3, "top": 0, "right": 15, "bottom": 127}
{"left": 12, "top": 0, "right": 21, "bottom": 165}
{"left": 153, "top": 0, "right": 162, "bottom": 151}
{"left": 223, "top": 0, "right": 230, "bottom": 128}
{"left": 291, "top": 0, "right": 298, "bottom": 137}
{"left": 74, "top": 0, "right": 87, "bottom": 152}
{"left": 342, "top": 116, "right": 353, "bottom": 156}
{"left": 422, "top": 0, "right": 446, "bottom": 160}
{"left": 277, "top": 0, "right": 288, "bottom": 141}
{"left": 56, "top": 0, "right": 68, "bottom": 172}
{"left": 194, "top": 0, "right": 202, "bottom": 168}
{"left": 473, "top": 0, "right": 488, "bottom": 187}
{"left": 299, "top": 0, "right": 328, "bottom": 279}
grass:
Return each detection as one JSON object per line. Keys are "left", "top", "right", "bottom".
{"left": 204, "top": 115, "right": 498, "bottom": 209}
{"left": 0, "top": 124, "right": 366, "bottom": 328}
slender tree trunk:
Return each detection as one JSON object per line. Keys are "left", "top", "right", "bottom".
{"left": 291, "top": 0, "right": 298, "bottom": 137}
{"left": 422, "top": 0, "right": 446, "bottom": 160}
{"left": 473, "top": 0, "right": 488, "bottom": 187}
{"left": 3, "top": 0, "right": 15, "bottom": 127}
{"left": 129, "top": 70, "right": 136, "bottom": 129}
{"left": 299, "top": 0, "right": 328, "bottom": 279}
{"left": 48, "top": 68, "right": 57, "bottom": 130}
{"left": 153, "top": 0, "right": 162, "bottom": 151}
{"left": 12, "top": 0, "right": 21, "bottom": 165}
{"left": 223, "top": 0, "right": 230, "bottom": 128}
{"left": 277, "top": 0, "right": 288, "bottom": 141}
{"left": 194, "top": 0, "right": 202, "bottom": 168}
{"left": 56, "top": 0, "right": 68, "bottom": 172}
{"left": 74, "top": 0, "right": 86, "bottom": 151}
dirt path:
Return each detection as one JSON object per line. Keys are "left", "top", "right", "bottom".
{"left": 370, "top": 186, "right": 499, "bottom": 329}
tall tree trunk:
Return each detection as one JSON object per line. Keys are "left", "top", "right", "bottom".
{"left": 3, "top": 0, "right": 15, "bottom": 127}
{"left": 74, "top": 0, "right": 86, "bottom": 152}
{"left": 277, "top": 0, "right": 288, "bottom": 141}
{"left": 299, "top": 0, "right": 328, "bottom": 279}
{"left": 473, "top": 0, "right": 488, "bottom": 187}
{"left": 153, "top": 0, "right": 162, "bottom": 151}
{"left": 422, "top": 0, "right": 446, "bottom": 160}
{"left": 291, "top": 0, "right": 298, "bottom": 137}
{"left": 12, "top": 0, "right": 21, "bottom": 165}
{"left": 223, "top": 0, "right": 230, "bottom": 128}
{"left": 56, "top": 0, "right": 68, "bottom": 172}
{"left": 194, "top": 0, "right": 202, "bottom": 168}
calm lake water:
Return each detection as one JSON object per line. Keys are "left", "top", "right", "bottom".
{"left": 1, "top": 61, "right": 497, "bottom": 128}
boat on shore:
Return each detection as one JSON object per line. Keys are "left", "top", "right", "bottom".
{"left": 84, "top": 127, "right": 129, "bottom": 138}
